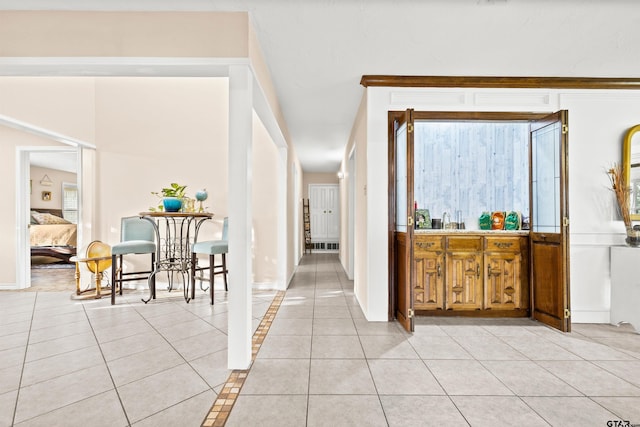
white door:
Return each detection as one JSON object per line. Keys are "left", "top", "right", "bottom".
{"left": 310, "top": 185, "right": 328, "bottom": 239}
{"left": 309, "top": 184, "right": 339, "bottom": 241}
{"left": 325, "top": 185, "right": 339, "bottom": 239}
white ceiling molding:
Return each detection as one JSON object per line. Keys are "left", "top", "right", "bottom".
{"left": 0, "top": 57, "right": 248, "bottom": 77}
{"left": 0, "top": 113, "right": 95, "bottom": 149}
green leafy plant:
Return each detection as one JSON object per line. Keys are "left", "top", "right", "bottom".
{"left": 150, "top": 183, "right": 187, "bottom": 211}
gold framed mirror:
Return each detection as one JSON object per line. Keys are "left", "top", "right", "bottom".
{"left": 623, "top": 124, "right": 640, "bottom": 220}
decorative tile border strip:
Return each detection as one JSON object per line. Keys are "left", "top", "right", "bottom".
{"left": 202, "top": 291, "right": 285, "bottom": 427}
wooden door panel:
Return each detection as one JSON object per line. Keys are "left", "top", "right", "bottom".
{"left": 485, "top": 253, "right": 521, "bottom": 310}
{"left": 414, "top": 251, "right": 444, "bottom": 310}
{"left": 414, "top": 256, "right": 426, "bottom": 305}
{"left": 531, "top": 240, "right": 564, "bottom": 327}
{"left": 446, "top": 252, "right": 482, "bottom": 310}
{"left": 396, "top": 233, "right": 411, "bottom": 330}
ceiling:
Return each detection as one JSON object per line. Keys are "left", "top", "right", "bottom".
{"left": 30, "top": 152, "right": 77, "bottom": 173}
{"left": 2, "top": 0, "right": 640, "bottom": 172}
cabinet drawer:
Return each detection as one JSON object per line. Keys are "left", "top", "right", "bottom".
{"left": 415, "top": 235, "right": 443, "bottom": 253}
{"left": 446, "top": 236, "right": 482, "bottom": 252}
{"left": 485, "top": 237, "right": 522, "bottom": 252}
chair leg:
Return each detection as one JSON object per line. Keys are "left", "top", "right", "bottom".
{"left": 150, "top": 253, "right": 156, "bottom": 299}
{"left": 190, "top": 252, "right": 196, "bottom": 301}
{"left": 209, "top": 254, "right": 215, "bottom": 305}
{"left": 166, "top": 271, "right": 172, "bottom": 291}
{"left": 118, "top": 255, "right": 124, "bottom": 296}
{"left": 111, "top": 254, "right": 117, "bottom": 305}
{"left": 222, "top": 253, "right": 228, "bottom": 292}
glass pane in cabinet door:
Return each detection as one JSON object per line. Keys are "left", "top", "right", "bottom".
{"left": 531, "top": 122, "right": 561, "bottom": 233}
{"left": 396, "top": 122, "right": 408, "bottom": 232}
{"left": 413, "top": 120, "right": 529, "bottom": 228}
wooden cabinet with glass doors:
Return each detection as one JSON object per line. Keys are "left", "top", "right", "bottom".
{"left": 391, "top": 109, "right": 569, "bottom": 331}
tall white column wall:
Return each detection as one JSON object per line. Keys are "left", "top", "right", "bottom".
{"left": 227, "top": 65, "right": 253, "bottom": 369}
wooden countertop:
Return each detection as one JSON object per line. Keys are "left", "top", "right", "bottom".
{"left": 414, "top": 229, "right": 529, "bottom": 235}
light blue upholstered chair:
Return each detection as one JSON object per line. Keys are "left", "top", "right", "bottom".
{"left": 111, "top": 216, "right": 156, "bottom": 305}
{"left": 190, "top": 217, "right": 228, "bottom": 304}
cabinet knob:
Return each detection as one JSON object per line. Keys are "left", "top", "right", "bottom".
{"left": 477, "top": 263, "right": 480, "bottom": 278}
{"left": 437, "top": 263, "right": 441, "bottom": 277}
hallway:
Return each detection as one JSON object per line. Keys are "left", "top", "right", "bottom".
{"left": 1, "top": 254, "right": 640, "bottom": 426}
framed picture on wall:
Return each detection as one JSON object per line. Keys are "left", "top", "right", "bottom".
{"left": 42, "top": 191, "right": 51, "bottom": 201}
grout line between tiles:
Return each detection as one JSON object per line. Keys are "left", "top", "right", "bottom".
{"left": 82, "top": 301, "right": 134, "bottom": 426}
{"left": 10, "top": 292, "right": 39, "bottom": 427}
{"left": 201, "top": 290, "right": 285, "bottom": 427}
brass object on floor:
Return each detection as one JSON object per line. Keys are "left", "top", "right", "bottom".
{"left": 70, "top": 241, "right": 112, "bottom": 300}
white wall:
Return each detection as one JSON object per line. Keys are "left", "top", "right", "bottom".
{"left": 94, "top": 77, "right": 230, "bottom": 249}
{"left": 30, "top": 165, "right": 76, "bottom": 211}
{"left": 0, "top": 76, "right": 284, "bottom": 288}
{"left": 341, "top": 93, "right": 369, "bottom": 317}
{"left": 252, "top": 111, "right": 280, "bottom": 285}
{"left": 0, "top": 77, "right": 95, "bottom": 285}
{"left": 302, "top": 172, "right": 339, "bottom": 199}
{"left": 0, "top": 10, "right": 305, "bottom": 297}
{"left": 358, "top": 86, "right": 640, "bottom": 323}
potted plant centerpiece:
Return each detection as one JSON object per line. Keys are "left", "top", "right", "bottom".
{"left": 151, "top": 183, "right": 187, "bottom": 212}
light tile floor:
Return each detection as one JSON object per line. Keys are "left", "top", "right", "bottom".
{"left": 0, "top": 269, "right": 275, "bottom": 427}
{"left": 2, "top": 254, "right": 640, "bottom": 426}
{"left": 226, "top": 254, "right": 640, "bottom": 427}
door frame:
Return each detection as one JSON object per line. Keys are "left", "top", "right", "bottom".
{"left": 308, "top": 183, "right": 340, "bottom": 249}
{"left": 347, "top": 147, "right": 356, "bottom": 280}
{"left": 292, "top": 163, "right": 300, "bottom": 266}
{"left": 16, "top": 146, "right": 83, "bottom": 289}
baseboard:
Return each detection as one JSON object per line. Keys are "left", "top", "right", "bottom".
{"left": 253, "top": 281, "right": 279, "bottom": 291}
{"left": 571, "top": 310, "right": 610, "bottom": 324}
{"left": 129, "top": 279, "right": 280, "bottom": 292}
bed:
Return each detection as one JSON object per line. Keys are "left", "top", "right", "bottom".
{"left": 30, "top": 209, "right": 77, "bottom": 262}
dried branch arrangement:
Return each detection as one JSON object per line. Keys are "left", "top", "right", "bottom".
{"left": 608, "top": 163, "right": 632, "bottom": 228}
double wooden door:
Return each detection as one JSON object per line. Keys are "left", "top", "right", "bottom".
{"left": 389, "top": 110, "right": 570, "bottom": 333}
